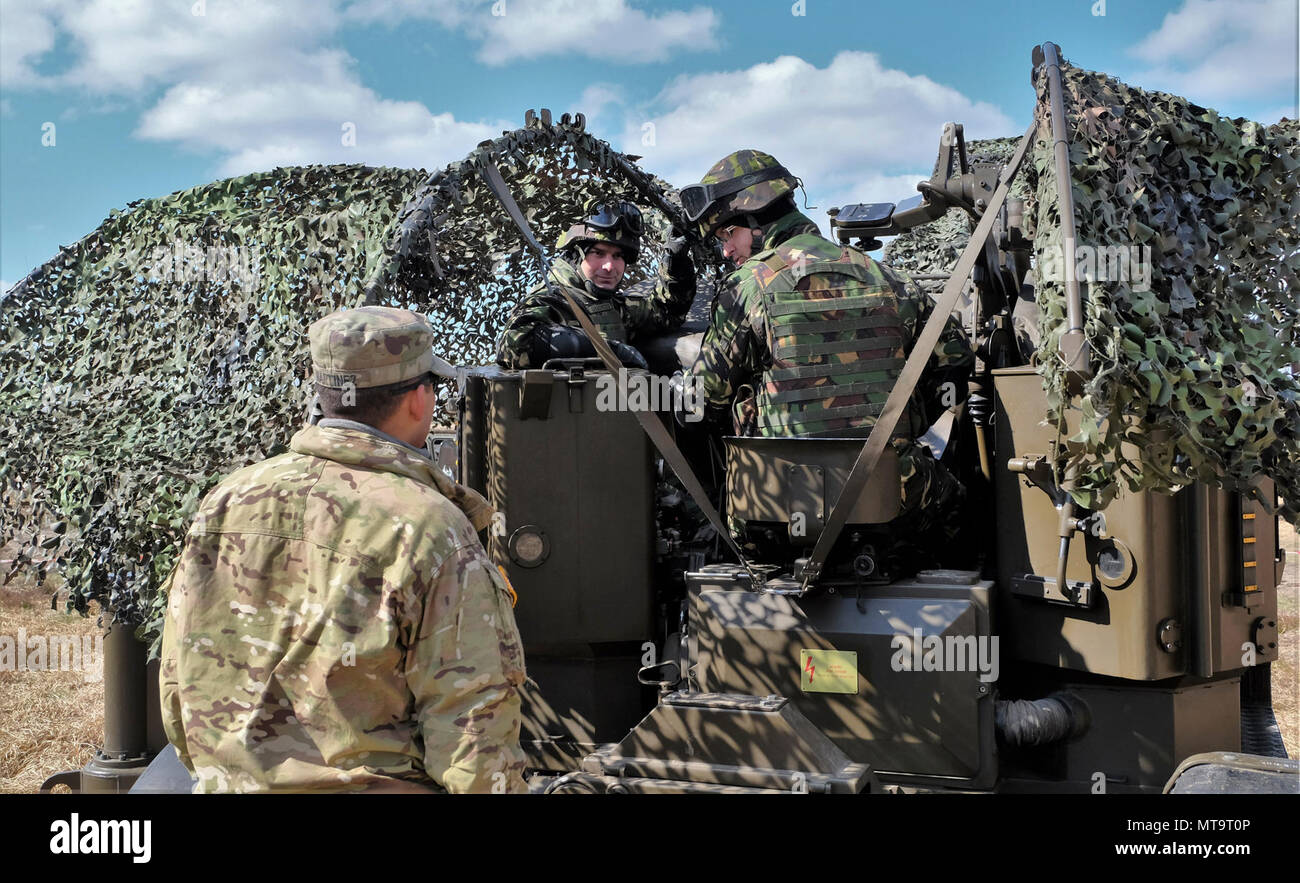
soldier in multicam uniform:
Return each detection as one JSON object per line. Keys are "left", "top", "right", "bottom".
{"left": 160, "top": 306, "right": 528, "bottom": 793}
{"left": 680, "top": 150, "right": 975, "bottom": 553}
{"left": 496, "top": 200, "right": 695, "bottom": 369}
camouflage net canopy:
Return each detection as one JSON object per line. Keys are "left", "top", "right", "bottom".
{"left": 889, "top": 61, "right": 1300, "bottom": 522}
{"left": 0, "top": 117, "right": 702, "bottom": 637}
{"left": 1032, "top": 61, "right": 1299, "bottom": 520}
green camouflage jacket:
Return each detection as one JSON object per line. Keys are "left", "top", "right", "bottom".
{"left": 495, "top": 255, "right": 694, "bottom": 368}
{"left": 688, "top": 210, "right": 973, "bottom": 438}
{"left": 160, "top": 423, "right": 528, "bottom": 793}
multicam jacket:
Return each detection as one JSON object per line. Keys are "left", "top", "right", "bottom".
{"left": 160, "top": 423, "right": 528, "bottom": 793}
{"left": 689, "top": 210, "right": 974, "bottom": 438}
{"left": 495, "top": 255, "right": 694, "bottom": 368}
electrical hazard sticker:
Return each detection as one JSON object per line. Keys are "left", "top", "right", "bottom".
{"left": 799, "top": 649, "right": 858, "bottom": 694}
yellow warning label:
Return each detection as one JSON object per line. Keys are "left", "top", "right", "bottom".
{"left": 799, "top": 649, "right": 858, "bottom": 694}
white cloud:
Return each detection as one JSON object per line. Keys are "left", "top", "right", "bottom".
{"left": 4, "top": 0, "right": 507, "bottom": 176}
{"left": 1125, "top": 0, "right": 1297, "bottom": 106}
{"left": 59, "top": 0, "right": 340, "bottom": 94}
{"left": 0, "top": 0, "right": 69, "bottom": 89}
{"left": 471, "top": 0, "right": 718, "bottom": 65}
{"left": 619, "top": 52, "right": 1015, "bottom": 222}
{"left": 0, "top": 0, "right": 711, "bottom": 178}
{"left": 137, "top": 48, "right": 506, "bottom": 176}
{"left": 344, "top": 0, "right": 720, "bottom": 66}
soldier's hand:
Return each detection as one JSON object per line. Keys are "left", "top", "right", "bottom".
{"left": 665, "top": 232, "right": 695, "bottom": 279}
{"left": 537, "top": 326, "right": 597, "bottom": 361}
{"left": 668, "top": 370, "right": 703, "bottom": 426}
{"left": 609, "top": 340, "right": 649, "bottom": 371}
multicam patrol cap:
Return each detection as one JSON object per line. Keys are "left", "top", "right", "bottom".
{"left": 309, "top": 306, "right": 435, "bottom": 389}
{"left": 683, "top": 149, "right": 799, "bottom": 237}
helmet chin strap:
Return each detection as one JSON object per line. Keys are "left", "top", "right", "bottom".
{"left": 746, "top": 214, "right": 765, "bottom": 252}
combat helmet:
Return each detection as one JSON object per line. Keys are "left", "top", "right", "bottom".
{"left": 681, "top": 150, "right": 799, "bottom": 239}
{"left": 556, "top": 199, "right": 643, "bottom": 265}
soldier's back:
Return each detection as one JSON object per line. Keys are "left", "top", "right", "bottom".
{"left": 163, "top": 440, "right": 474, "bottom": 792}
{"left": 736, "top": 234, "right": 913, "bottom": 438}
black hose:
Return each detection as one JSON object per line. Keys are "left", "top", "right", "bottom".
{"left": 996, "top": 693, "right": 1086, "bottom": 747}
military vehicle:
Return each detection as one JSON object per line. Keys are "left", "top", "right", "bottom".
{"left": 446, "top": 42, "right": 1293, "bottom": 795}
{"left": 48, "top": 43, "right": 1291, "bottom": 796}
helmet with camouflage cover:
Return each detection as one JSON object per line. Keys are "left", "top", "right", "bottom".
{"left": 556, "top": 198, "right": 642, "bottom": 264}
{"left": 687, "top": 149, "right": 799, "bottom": 238}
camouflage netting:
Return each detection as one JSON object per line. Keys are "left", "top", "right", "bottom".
{"left": 884, "top": 136, "right": 1032, "bottom": 278}
{"left": 0, "top": 117, "right": 710, "bottom": 641}
{"left": 1030, "top": 61, "right": 1299, "bottom": 521}
{"left": 888, "top": 63, "right": 1299, "bottom": 522}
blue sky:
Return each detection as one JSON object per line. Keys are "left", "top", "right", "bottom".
{"left": 2, "top": 0, "right": 1297, "bottom": 289}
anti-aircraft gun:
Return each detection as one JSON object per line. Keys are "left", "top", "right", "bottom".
{"left": 105, "top": 42, "right": 1294, "bottom": 797}
{"left": 449, "top": 42, "right": 1294, "bottom": 794}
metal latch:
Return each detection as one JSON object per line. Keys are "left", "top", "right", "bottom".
{"left": 518, "top": 370, "right": 553, "bottom": 420}
{"left": 567, "top": 365, "right": 586, "bottom": 413}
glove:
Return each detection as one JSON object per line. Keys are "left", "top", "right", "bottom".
{"left": 532, "top": 325, "right": 597, "bottom": 364}
{"left": 609, "top": 339, "right": 649, "bottom": 371}
{"left": 668, "top": 370, "right": 703, "bottom": 425}
{"left": 665, "top": 232, "right": 695, "bottom": 281}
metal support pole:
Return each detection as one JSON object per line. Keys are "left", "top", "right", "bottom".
{"left": 78, "top": 624, "right": 153, "bottom": 793}
{"left": 1036, "top": 42, "right": 1092, "bottom": 389}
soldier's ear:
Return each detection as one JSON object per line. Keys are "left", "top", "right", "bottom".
{"left": 406, "top": 381, "right": 431, "bottom": 421}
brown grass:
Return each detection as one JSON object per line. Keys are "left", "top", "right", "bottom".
{"left": 0, "top": 565, "right": 105, "bottom": 794}
{"left": 1275, "top": 520, "right": 1298, "bottom": 757}
{"left": 0, "top": 522, "right": 1295, "bottom": 792}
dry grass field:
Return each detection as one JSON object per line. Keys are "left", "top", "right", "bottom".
{"left": 0, "top": 566, "right": 105, "bottom": 794}
{"left": 1, "top": 523, "right": 1296, "bottom": 792}
{"left": 1275, "top": 519, "right": 1299, "bottom": 757}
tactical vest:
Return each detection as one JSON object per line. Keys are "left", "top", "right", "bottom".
{"left": 579, "top": 296, "right": 628, "bottom": 343}
{"left": 749, "top": 235, "right": 909, "bottom": 438}
{"left": 549, "top": 259, "right": 629, "bottom": 343}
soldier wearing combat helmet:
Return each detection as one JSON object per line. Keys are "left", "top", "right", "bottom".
{"left": 681, "top": 150, "right": 975, "bottom": 558}
{"left": 160, "top": 306, "right": 528, "bottom": 793}
{"left": 496, "top": 199, "right": 695, "bottom": 369}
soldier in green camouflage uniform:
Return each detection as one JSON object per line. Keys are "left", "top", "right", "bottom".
{"left": 496, "top": 200, "right": 695, "bottom": 369}
{"left": 160, "top": 306, "right": 528, "bottom": 793}
{"left": 682, "top": 150, "right": 974, "bottom": 542}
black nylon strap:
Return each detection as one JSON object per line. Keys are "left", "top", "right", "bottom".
{"left": 799, "top": 121, "right": 1037, "bottom": 592}
{"left": 478, "top": 158, "right": 764, "bottom": 585}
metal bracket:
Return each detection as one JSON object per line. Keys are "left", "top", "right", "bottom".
{"left": 1010, "top": 573, "right": 1094, "bottom": 607}
{"left": 566, "top": 365, "right": 586, "bottom": 413}
{"left": 518, "top": 369, "right": 553, "bottom": 420}
{"left": 1250, "top": 616, "right": 1278, "bottom": 656}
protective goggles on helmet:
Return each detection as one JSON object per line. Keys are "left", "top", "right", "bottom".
{"left": 585, "top": 201, "right": 643, "bottom": 236}
{"left": 679, "top": 165, "right": 793, "bottom": 224}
